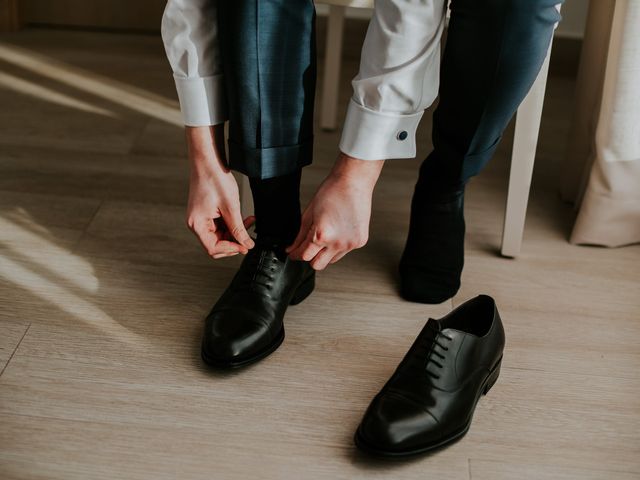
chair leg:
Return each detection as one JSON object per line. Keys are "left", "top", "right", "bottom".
{"left": 320, "top": 5, "right": 345, "bottom": 131}
{"left": 500, "top": 40, "right": 554, "bottom": 258}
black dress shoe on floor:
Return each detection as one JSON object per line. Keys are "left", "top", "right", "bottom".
{"left": 201, "top": 240, "right": 315, "bottom": 369}
{"left": 355, "top": 294, "right": 505, "bottom": 456}
{"left": 399, "top": 185, "right": 465, "bottom": 304}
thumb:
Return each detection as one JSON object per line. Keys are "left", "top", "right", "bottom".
{"left": 224, "top": 205, "right": 255, "bottom": 250}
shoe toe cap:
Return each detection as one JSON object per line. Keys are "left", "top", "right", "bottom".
{"left": 202, "top": 309, "right": 272, "bottom": 363}
{"left": 358, "top": 391, "right": 441, "bottom": 454}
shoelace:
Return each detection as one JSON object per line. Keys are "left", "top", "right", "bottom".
{"left": 418, "top": 321, "right": 453, "bottom": 380}
{"left": 239, "top": 247, "right": 283, "bottom": 291}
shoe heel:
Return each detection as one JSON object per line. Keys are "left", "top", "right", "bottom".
{"left": 290, "top": 274, "right": 315, "bottom": 305}
{"left": 483, "top": 357, "right": 502, "bottom": 395}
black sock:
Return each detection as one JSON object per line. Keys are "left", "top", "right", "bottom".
{"left": 399, "top": 161, "right": 466, "bottom": 304}
{"left": 249, "top": 169, "right": 302, "bottom": 246}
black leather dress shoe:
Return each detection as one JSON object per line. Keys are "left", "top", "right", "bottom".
{"left": 355, "top": 295, "right": 505, "bottom": 456}
{"left": 201, "top": 241, "right": 314, "bottom": 369}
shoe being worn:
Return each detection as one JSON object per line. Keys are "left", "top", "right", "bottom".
{"left": 201, "top": 239, "right": 315, "bottom": 369}
{"left": 399, "top": 186, "right": 465, "bottom": 304}
{"left": 355, "top": 295, "right": 505, "bottom": 456}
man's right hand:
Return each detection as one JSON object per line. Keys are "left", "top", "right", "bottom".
{"left": 185, "top": 125, "right": 255, "bottom": 259}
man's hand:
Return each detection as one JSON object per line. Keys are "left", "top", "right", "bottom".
{"left": 286, "top": 153, "right": 384, "bottom": 270}
{"left": 185, "top": 125, "right": 255, "bottom": 259}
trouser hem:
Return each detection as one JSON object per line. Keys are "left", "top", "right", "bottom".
{"left": 227, "top": 137, "right": 313, "bottom": 179}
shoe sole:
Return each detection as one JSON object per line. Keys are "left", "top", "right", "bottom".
{"left": 354, "top": 355, "right": 502, "bottom": 457}
{"left": 201, "top": 274, "right": 315, "bottom": 369}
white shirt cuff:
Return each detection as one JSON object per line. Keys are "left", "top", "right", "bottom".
{"left": 339, "top": 99, "right": 424, "bottom": 160}
{"left": 174, "top": 74, "right": 227, "bottom": 126}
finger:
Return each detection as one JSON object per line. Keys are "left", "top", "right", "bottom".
{"left": 243, "top": 215, "right": 256, "bottom": 229}
{"left": 329, "top": 250, "right": 349, "bottom": 264}
{"left": 288, "top": 226, "right": 317, "bottom": 260}
{"left": 194, "top": 222, "right": 245, "bottom": 256}
{"left": 223, "top": 206, "right": 255, "bottom": 250}
{"left": 205, "top": 217, "right": 218, "bottom": 233}
{"left": 299, "top": 237, "right": 324, "bottom": 262}
{"left": 221, "top": 215, "right": 256, "bottom": 242}
{"left": 211, "top": 240, "right": 246, "bottom": 255}
{"left": 192, "top": 221, "right": 220, "bottom": 254}
{"left": 213, "top": 251, "right": 240, "bottom": 259}
{"left": 286, "top": 211, "right": 312, "bottom": 253}
{"left": 310, "top": 247, "right": 336, "bottom": 271}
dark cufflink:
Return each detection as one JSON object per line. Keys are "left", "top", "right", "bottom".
{"left": 397, "top": 130, "right": 408, "bottom": 141}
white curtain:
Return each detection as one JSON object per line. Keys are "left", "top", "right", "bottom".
{"left": 562, "top": 0, "right": 640, "bottom": 247}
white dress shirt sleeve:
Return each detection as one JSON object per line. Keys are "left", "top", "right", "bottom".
{"left": 339, "top": 0, "right": 447, "bottom": 160}
{"left": 161, "top": 0, "right": 227, "bottom": 126}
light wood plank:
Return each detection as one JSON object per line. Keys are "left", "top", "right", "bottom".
{"left": 0, "top": 413, "right": 470, "bottom": 480}
{"left": 0, "top": 321, "right": 29, "bottom": 374}
{"left": 469, "top": 459, "right": 640, "bottom": 480}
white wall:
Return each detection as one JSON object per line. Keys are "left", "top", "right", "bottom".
{"left": 315, "top": 0, "right": 589, "bottom": 38}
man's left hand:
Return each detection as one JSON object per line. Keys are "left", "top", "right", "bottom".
{"left": 286, "top": 153, "right": 384, "bottom": 270}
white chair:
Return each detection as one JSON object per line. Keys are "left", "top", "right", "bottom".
{"left": 315, "top": 0, "right": 557, "bottom": 257}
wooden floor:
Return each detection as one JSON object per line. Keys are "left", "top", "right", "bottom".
{"left": 0, "top": 28, "right": 639, "bottom": 480}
